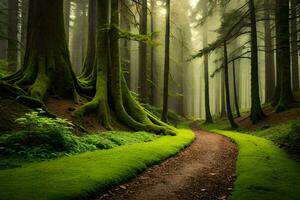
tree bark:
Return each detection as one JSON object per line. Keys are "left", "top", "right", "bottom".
{"left": 21, "top": 0, "right": 29, "bottom": 63}
{"left": 64, "top": 0, "right": 71, "bottom": 45}
{"left": 291, "top": 0, "right": 299, "bottom": 92}
{"left": 161, "top": 0, "right": 171, "bottom": 123}
{"left": 120, "top": 0, "right": 131, "bottom": 86}
{"left": 264, "top": 0, "right": 275, "bottom": 103}
{"left": 220, "top": 68, "right": 226, "bottom": 118}
{"left": 273, "top": 0, "right": 294, "bottom": 111}
{"left": 203, "top": 21, "right": 213, "bottom": 123}
{"left": 224, "top": 42, "right": 238, "bottom": 128}
{"left": 150, "top": 0, "right": 155, "bottom": 104}
{"left": 79, "top": 0, "right": 96, "bottom": 80}
{"left": 75, "top": 0, "right": 175, "bottom": 134}
{"left": 232, "top": 60, "right": 240, "bottom": 118}
{"left": 7, "top": 0, "right": 18, "bottom": 72}
{"left": 3, "top": 0, "right": 77, "bottom": 101}
{"left": 249, "top": 0, "right": 265, "bottom": 124}
{"left": 139, "top": 0, "right": 148, "bottom": 103}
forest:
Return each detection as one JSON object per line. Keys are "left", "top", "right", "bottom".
{"left": 0, "top": 0, "right": 300, "bottom": 199}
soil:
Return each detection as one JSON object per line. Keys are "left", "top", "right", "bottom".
{"left": 94, "top": 130, "right": 238, "bottom": 200}
{"left": 236, "top": 105, "right": 300, "bottom": 130}
{"left": 0, "top": 96, "right": 30, "bottom": 132}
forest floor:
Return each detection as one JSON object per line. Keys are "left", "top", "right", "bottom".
{"left": 95, "top": 129, "right": 237, "bottom": 200}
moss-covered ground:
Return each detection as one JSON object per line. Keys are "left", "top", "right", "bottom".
{"left": 202, "top": 122, "right": 300, "bottom": 200}
{"left": 0, "top": 128, "right": 195, "bottom": 200}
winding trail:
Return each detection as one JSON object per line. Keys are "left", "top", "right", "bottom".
{"left": 95, "top": 130, "right": 238, "bottom": 200}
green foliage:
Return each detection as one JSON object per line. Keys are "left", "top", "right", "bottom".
{"left": 202, "top": 126, "right": 300, "bottom": 200}
{"left": 0, "top": 110, "right": 161, "bottom": 160}
{"left": 0, "top": 129, "right": 195, "bottom": 200}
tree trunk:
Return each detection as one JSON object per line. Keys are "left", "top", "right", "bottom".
{"left": 291, "top": 0, "right": 299, "bottom": 92}
{"left": 3, "top": 0, "right": 77, "bottom": 101}
{"left": 7, "top": 0, "right": 18, "bottom": 72}
{"left": 21, "top": 0, "right": 29, "bottom": 63}
{"left": 161, "top": 0, "right": 171, "bottom": 123}
{"left": 75, "top": 0, "right": 175, "bottom": 135}
{"left": 264, "top": 0, "right": 275, "bottom": 103}
{"left": 273, "top": 0, "right": 294, "bottom": 111}
{"left": 249, "top": 0, "right": 265, "bottom": 124}
{"left": 139, "top": 0, "right": 148, "bottom": 103}
{"left": 120, "top": 0, "right": 131, "bottom": 86}
{"left": 220, "top": 68, "right": 226, "bottom": 118}
{"left": 79, "top": 0, "right": 96, "bottom": 80}
{"left": 150, "top": 0, "right": 155, "bottom": 104}
{"left": 64, "top": 0, "right": 71, "bottom": 45}
{"left": 203, "top": 22, "right": 213, "bottom": 123}
{"left": 224, "top": 42, "right": 238, "bottom": 128}
{"left": 232, "top": 60, "right": 240, "bottom": 117}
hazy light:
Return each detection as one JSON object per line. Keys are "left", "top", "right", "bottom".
{"left": 190, "top": 0, "right": 199, "bottom": 9}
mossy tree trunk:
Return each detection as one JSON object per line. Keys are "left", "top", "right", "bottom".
{"left": 3, "top": 0, "right": 77, "bottom": 101}
{"left": 75, "top": 0, "right": 175, "bottom": 135}
{"left": 249, "top": 0, "right": 265, "bottom": 124}
{"left": 273, "top": 0, "right": 293, "bottom": 111}
{"left": 224, "top": 42, "right": 238, "bottom": 129}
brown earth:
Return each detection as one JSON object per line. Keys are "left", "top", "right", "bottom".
{"left": 236, "top": 105, "right": 300, "bottom": 130}
{"left": 94, "top": 130, "right": 238, "bottom": 200}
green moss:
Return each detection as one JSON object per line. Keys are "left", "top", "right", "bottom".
{"left": 202, "top": 123, "right": 300, "bottom": 200}
{"left": 0, "top": 129, "right": 195, "bottom": 200}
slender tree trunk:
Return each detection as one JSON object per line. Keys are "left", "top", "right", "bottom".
{"left": 0, "top": 1, "right": 7, "bottom": 60}
{"left": 79, "top": 0, "right": 96, "bottom": 79}
{"left": 264, "top": 0, "right": 275, "bottom": 103}
{"left": 3, "top": 0, "right": 77, "bottom": 101}
{"left": 150, "top": 0, "right": 155, "bottom": 104}
{"left": 291, "top": 0, "right": 299, "bottom": 92}
{"left": 249, "top": 0, "right": 265, "bottom": 124}
{"left": 161, "top": 0, "right": 171, "bottom": 122}
{"left": 220, "top": 68, "right": 226, "bottom": 118}
{"left": 139, "top": 0, "right": 148, "bottom": 103}
{"left": 64, "top": 0, "right": 71, "bottom": 45}
{"left": 232, "top": 60, "right": 241, "bottom": 117}
{"left": 120, "top": 0, "right": 131, "bottom": 86}
{"left": 21, "top": 0, "right": 28, "bottom": 63}
{"left": 7, "top": 0, "right": 18, "bottom": 72}
{"left": 273, "top": 0, "right": 294, "bottom": 111}
{"left": 203, "top": 22, "right": 213, "bottom": 123}
{"left": 224, "top": 42, "right": 238, "bottom": 128}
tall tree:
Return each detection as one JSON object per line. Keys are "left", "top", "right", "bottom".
{"left": 74, "top": 0, "right": 174, "bottom": 135}
{"left": 120, "top": 0, "right": 132, "bottom": 86}
{"left": 64, "top": 0, "right": 71, "bottom": 45}
{"left": 7, "top": 0, "right": 18, "bottom": 72}
{"left": 264, "top": 0, "right": 275, "bottom": 103}
{"left": 139, "top": 0, "right": 148, "bottom": 103}
{"left": 291, "top": 0, "right": 299, "bottom": 92}
{"left": 161, "top": 0, "right": 171, "bottom": 122}
{"left": 249, "top": 0, "right": 265, "bottom": 123}
{"left": 150, "top": 0, "right": 155, "bottom": 104}
{"left": 20, "top": 0, "right": 29, "bottom": 63}
{"left": 273, "top": 0, "right": 293, "bottom": 111}
{"left": 3, "top": 0, "right": 77, "bottom": 101}
{"left": 79, "top": 0, "right": 96, "bottom": 80}
{"left": 224, "top": 41, "right": 238, "bottom": 128}
{"left": 232, "top": 60, "right": 240, "bottom": 117}
{"left": 203, "top": 14, "right": 213, "bottom": 123}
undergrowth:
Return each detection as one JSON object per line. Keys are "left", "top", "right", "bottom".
{"left": 0, "top": 110, "right": 160, "bottom": 162}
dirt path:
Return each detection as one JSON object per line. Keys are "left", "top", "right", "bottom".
{"left": 95, "top": 130, "right": 238, "bottom": 200}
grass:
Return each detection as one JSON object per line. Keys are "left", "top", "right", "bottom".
{"left": 0, "top": 128, "right": 195, "bottom": 200}
{"left": 202, "top": 124, "right": 300, "bottom": 200}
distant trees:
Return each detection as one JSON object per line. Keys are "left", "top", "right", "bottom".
{"left": 161, "top": 0, "right": 171, "bottom": 123}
